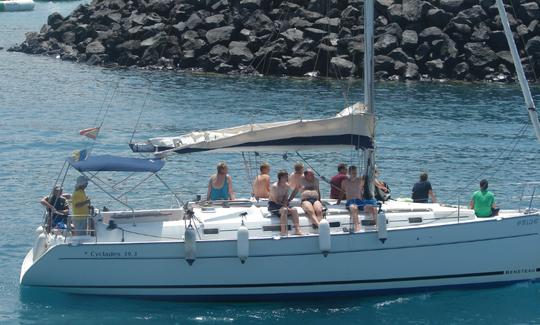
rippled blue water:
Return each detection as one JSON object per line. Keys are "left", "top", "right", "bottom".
{"left": 3, "top": 2, "right": 540, "bottom": 324}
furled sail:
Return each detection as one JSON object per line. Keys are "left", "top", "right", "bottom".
{"left": 131, "top": 103, "right": 375, "bottom": 156}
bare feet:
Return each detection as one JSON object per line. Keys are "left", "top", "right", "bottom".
{"left": 294, "top": 230, "right": 303, "bottom": 235}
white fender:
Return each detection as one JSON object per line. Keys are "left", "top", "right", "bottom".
{"left": 32, "top": 233, "right": 47, "bottom": 261}
{"left": 184, "top": 225, "right": 197, "bottom": 266}
{"left": 318, "top": 219, "right": 331, "bottom": 256}
{"left": 237, "top": 223, "right": 250, "bottom": 264}
{"left": 377, "top": 213, "right": 387, "bottom": 243}
{"left": 35, "top": 226, "right": 44, "bottom": 235}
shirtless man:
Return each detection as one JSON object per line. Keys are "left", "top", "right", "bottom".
{"left": 288, "top": 162, "right": 304, "bottom": 191}
{"left": 252, "top": 163, "right": 271, "bottom": 200}
{"left": 268, "top": 170, "right": 302, "bottom": 236}
{"left": 342, "top": 166, "right": 377, "bottom": 231}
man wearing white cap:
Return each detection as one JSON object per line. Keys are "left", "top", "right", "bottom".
{"left": 72, "top": 176, "right": 91, "bottom": 235}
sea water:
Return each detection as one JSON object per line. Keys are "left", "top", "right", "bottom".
{"left": 2, "top": 2, "right": 540, "bottom": 324}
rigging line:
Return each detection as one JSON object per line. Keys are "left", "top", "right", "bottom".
{"left": 460, "top": 119, "right": 530, "bottom": 191}
{"left": 242, "top": 152, "right": 254, "bottom": 196}
{"left": 118, "top": 173, "right": 155, "bottom": 198}
{"left": 130, "top": 85, "right": 151, "bottom": 144}
{"left": 111, "top": 172, "right": 138, "bottom": 189}
{"left": 93, "top": 82, "right": 110, "bottom": 127}
{"left": 509, "top": 0, "right": 538, "bottom": 82}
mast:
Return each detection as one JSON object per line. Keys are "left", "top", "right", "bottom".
{"left": 363, "top": 0, "right": 376, "bottom": 198}
{"left": 495, "top": 0, "right": 540, "bottom": 143}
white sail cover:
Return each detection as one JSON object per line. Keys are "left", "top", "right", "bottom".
{"left": 132, "top": 103, "right": 375, "bottom": 156}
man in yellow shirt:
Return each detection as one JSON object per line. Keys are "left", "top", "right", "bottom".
{"left": 72, "top": 176, "right": 91, "bottom": 235}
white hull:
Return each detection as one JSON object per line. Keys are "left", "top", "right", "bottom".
{"left": 0, "top": 0, "right": 34, "bottom": 11}
{"left": 21, "top": 208, "right": 540, "bottom": 299}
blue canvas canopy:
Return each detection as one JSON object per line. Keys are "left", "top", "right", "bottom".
{"left": 67, "top": 155, "right": 165, "bottom": 173}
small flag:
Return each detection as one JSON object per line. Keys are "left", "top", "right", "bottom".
{"left": 72, "top": 149, "right": 88, "bottom": 161}
{"left": 79, "top": 127, "right": 100, "bottom": 139}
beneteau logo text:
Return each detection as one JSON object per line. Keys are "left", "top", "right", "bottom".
{"left": 504, "top": 268, "right": 536, "bottom": 274}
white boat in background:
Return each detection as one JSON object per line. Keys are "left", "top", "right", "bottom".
{"left": 19, "top": 0, "right": 540, "bottom": 300}
{"left": 0, "top": 0, "right": 34, "bottom": 12}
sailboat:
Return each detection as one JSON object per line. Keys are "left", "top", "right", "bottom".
{"left": 20, "top": 0, "right": 540, "bottom": 299}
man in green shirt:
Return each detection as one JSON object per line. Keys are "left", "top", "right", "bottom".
{"left": 469, "top": 179, "right": 498, "bottom": 218}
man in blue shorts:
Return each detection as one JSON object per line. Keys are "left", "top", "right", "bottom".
{"left": 341, "top": 166, "right": 377, "bottom": 231}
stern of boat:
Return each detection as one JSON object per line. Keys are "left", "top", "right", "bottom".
{"left": 20, "top": 249, "right": 34, "bottom": 285}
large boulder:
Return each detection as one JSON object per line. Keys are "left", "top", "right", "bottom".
{"left": 526, "top": 36, "right": 540, "bottom": 57}
{"left": 401, "top": 30, "right": 418, "bottom": 52}
{"left": 228, "top": 41, "right": 254, "bottom": 64}
{"left": 330, "top": 56, "right": 356, "bottom": 77}
{"left": 402, "top": 0, "right": 424, "bottom": 23}
{"left": 464, "top": 42, "right": 498, "bottom": 69}
{"left": 205, "top": 26, "right": 235, "bottom": 44}
{"left": 374, "top": 34, "right": 399, "bottom": 54}
{"left": 86, "top": 41, "right": 106, "bottom": 54}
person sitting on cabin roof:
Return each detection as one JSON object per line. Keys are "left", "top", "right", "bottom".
{"left": 207, "top": 162, "right": 236, "bottom": 201}
{"left": 290, "top": 169, "right": 322, "bottom": 228}
{"left": 268, "top": 170, "right": 302, "bottom": 236}
{"left": 469, "top": 179, "right": 499, "bottom": 218}
{"left": 72, "top": 176, "right": 91, "bottom": 235}
{"left": 330, "top": 163, "right": 348, "bottom": 203}
{"left": 342, "top": 166, "right": 378, "bottom": 230}
{"left": 41, "top": 185, "right": 69, "bottom": 230}
{"left": 252, "top": 162, "right": 271, "bottom": 200}
{"left": 288, "top": 162, "right": 304, "bottom": 191}
{"left": 412, "top": 172, "right": 436, "bottom": 203}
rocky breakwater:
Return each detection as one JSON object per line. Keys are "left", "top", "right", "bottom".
{"left": 8, "top": 0, "right": 540, "bottom": 81}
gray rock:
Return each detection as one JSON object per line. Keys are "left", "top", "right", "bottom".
{"left": 244, "top": 10, "right": 274, "bottom": 36}
{"left": 457, "top": 5, "right": 487, "bottom": 24}
{"left": 304, "top": 27, "right": 328, "bottom": 41}
{"left": 404, "top": 62, "right": 420, "bottom": 79}
{"left": 426, "top": 59, "right": 445, "bottom": 77}
{"left": 518, "top": 2, "right": 540, "bottom": 24}
{"left": 86, "top": 41, "right": 106, "bottom": 54}
{"left": 116, "top": 40, "right": 142, "bottom": 52}
{"left": 205, "top": 14, "right": 226, "bottom": 29}
{"left": 186, "top": 13, "right": 204, "bottom": 30}
{"left": 388, "top": 47, "right": 412, "bottom": 63}
{"left": 330, "top": 56, "right": 356, "bottom": 77}
{"left": 47, "top": 12, "right": 64, "bottom": 29}
{"left": 206, "top": 26, "right": 235, "bottom": 44}
{"left": 496, "top": 51, "right": 513, "bottom": 66}
{"left": 387, "top": 4, "right": 403, "bottom": 23}
{"left": 240, "top": 0, "right": 261, "bottom": 11}
{"left": 375, "top": 55, "right": 394, "bottom": 72}
{"left": 418, "top": 27, "right": 445, "bottom": 42}
{"left": 374, "top": 34, "right": 399, "bottom": 54}
{"left": 471, "top": 22, "right": 491, "bottom": 42}
{"left": 313, "top": 17, "right": 341, "bottom": 33}
{"left": 426, "top": 8, "right": 452, "bottom": 28}
{"left": 290, "top": 17, "right": 313, "bottom": 29}
{"left": 439, "top": 0, "right": 464, "bottom": 13}
{"left": 280, "top": 28, "right": 304, "bottom": 46}
{"left": 464, "top": 42, "right": 498, "bottom": 68}
{"left": 526, "top": 36, "right": 540, "bottom": 56}
{"left": 402, "top": 0, "right": 423, "bottom": 23}
{"left": 228, "top": 41, "right": 253, "bottom": 64}
{"left": 452, "top": 61, "right": 470, "bottom": 79}
{"left": 401, "top": 30, "right": 418, "bottom": 51}
{"left": 488, "top": 30, "right": 508, "bottom": 52}
{"left": 286, "top": 56, "right": 315, "bottom": 75}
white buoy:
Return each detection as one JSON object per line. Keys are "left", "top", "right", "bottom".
{"left": 184, "top": 225, "right": 197, "bottom": 266}
{"left": 237, "top": 221, "right": 249, "bottom": 264}
{"left": 32, "top": 233, "right": 47, "bottom": 261}
{"left": 377, "top": 213, "right": 387, "bottom": 243}
{"left": 318, "top": 219, "right": 331, "bottom": 256}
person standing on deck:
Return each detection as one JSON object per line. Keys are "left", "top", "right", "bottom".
{"left": 252, "top": 162, "right": 271, "bottom": 200}
{"left": 469, "top": 179, "right": 498, "bottom": 218}
{"left": 71, "top": 176, "right": 91, "bottom": 235}
{"left": 412, "top": 172, "right": 437, "bottom": 203}
{"left": 207, "top": 162, "right": 236, "bottom": 201}
{"left": 268, "top": 170, "right": 302, "bottom": 236}
{"left": 330, "top": 163, "right": 348, "bottom": 204}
